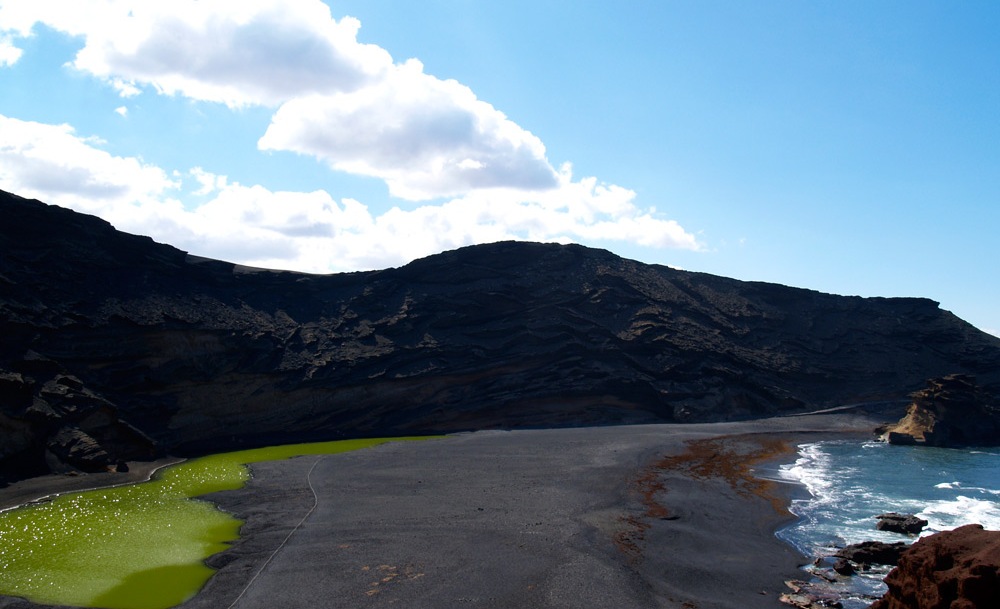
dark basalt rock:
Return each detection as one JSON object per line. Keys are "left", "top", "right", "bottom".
{"left": 833, "top": 558, "right": 856, "bottom": 576}
{"left": 878, "top": 375, "right": 1000, "bottom": 447}
{"left": 3, "top": 188, "right": 1000, "bottom": 479}
{"left": 835, "top": 541, "right": 908, "bottom": 566}
{"left": 877, "top": 513, "right": 929, "bottom": 536}
{"left": 870, "top": 524, "right": 1000, "bottom": 609}
{"left": 0, "top": 358, "right": 156, "bottom": 481}
{"left": 781, "top": 580, "right": 847, "bottom": 609}
{"left": 46, "top": 426, "right": 111, "bottom": 472}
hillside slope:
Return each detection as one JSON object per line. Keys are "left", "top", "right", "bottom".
{"left": 2, "top": 189, "right": 999, "bottom": 479}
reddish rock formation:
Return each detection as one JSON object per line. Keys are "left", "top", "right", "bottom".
{"left": 870, "top": 524, "right": 1000, "bottom": 609}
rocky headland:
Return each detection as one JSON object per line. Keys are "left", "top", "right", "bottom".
{"left": 870, "top": 524, "right": 1000, "bottom": 609}
{"left": 3, "top": 188, "right": 1000, "bottom": 482}
{"left": 878, "top": 374, "right": 1000, "bottom": 447}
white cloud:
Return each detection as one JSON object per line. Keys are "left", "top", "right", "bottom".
{"left": 189, "top": 167, "right": 228, "bottom": 196}
{"left": 0, "top": 1, "right": 48, "bottom": 37}
{"left": 0, "top": 114, "right": 178, "bottom": 212}
{"left": 114, "top": 106, "right": 128, "bottom": 117}
{"left": 0, "top": 34, "right": 21, "bottom": 66}
{"left": 259, "top": 59, "right": 559, "bottom": 200}
{"left": 0, "top": 115, "right": 701, "bottom": 274}
{"left": 0, "top": 5, "right": 702, "bottom": 269}
{"left": 1, "top": 0, "right": 390, "bottom": 107}
{"left": 111, "top": 78, "right": 141, "bottom": 98}
{"left": 2, "top": 0, "right": 557, "bottom": 200}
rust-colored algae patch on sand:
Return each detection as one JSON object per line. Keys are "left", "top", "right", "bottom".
{"left": 656, "top": 434, "right": 794, "bottom": 515}
{"left": 615, "top": 433, "right": 796, "bottom": 562}
{"left": 614, "top": 456, "right": 675, "bottom": 561}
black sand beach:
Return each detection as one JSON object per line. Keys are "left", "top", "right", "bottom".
{"left": 0, "top": 413, "right": 884, "bottom": 609}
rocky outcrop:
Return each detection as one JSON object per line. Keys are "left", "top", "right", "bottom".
{"left": 878, "top": 513, "right": 929, "bottom": 536}
{"left": 46, "top": 426, "right": 112, "bottom": 472}
{"left": 878, "top": 375, "right": 1000, "bottom": 447}
{"left": 0, "top": 357, "right": 156, "bottom": 480}
{"left": 781, "top": 580, "right": 848, "bottom": 609}
{"left": 835, "top": 541, "right": 908, "bottom": 566}
{"left": 3, "top": 189, "right": 1000, "bottom": 479}
{"left": 870, "top": 524, "right": 1000, "bottom": 609}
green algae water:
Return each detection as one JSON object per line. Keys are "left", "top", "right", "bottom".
{"left": 0, "top": 437, "right": 429, "bottom": 609}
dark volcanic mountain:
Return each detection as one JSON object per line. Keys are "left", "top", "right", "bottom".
{"left": 2, "top": 189, "right": 999, "bottom": 479}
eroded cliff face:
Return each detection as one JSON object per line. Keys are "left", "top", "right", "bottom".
{"left": 3, "top": 189, "right": 1000, "bottom": 479}
{"left": 878, "top": 375, "right": 1000, "bottom": 447}
{"left": 870, "top": 524, "right": 1000, "bottom": 609}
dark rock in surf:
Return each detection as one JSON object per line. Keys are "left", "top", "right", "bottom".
{"left": 781, "top": 580, "right": 846, "bottom": 608}
{"left": 832, "top": 558, "right": 856, "bottom": 576}
{"left": 835, "top": 541, "right": 908, "bottom": 566}
{"left": 877, "top": 513, "right": 929, "bottom": 536}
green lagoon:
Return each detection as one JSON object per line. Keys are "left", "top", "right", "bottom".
{"left": 0, "top": 437, "right": 428, "bottom": 609}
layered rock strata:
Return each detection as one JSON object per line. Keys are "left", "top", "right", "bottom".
{"left": 878, "top": 375, "right": 1000, "bottom": 447}
{"left": 3, "top": 189, "right": 1000, "bottom": 478}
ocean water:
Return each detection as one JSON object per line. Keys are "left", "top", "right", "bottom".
{"left": 776, "top": 440, "right": 1000, "bottom": 608}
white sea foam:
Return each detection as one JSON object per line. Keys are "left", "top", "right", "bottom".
{"left": 933, "top": 480, "right": 1000, "bottom": 496}
{"left": 779, "top": 443, "right": 830, "bottom": 491}
{"left": 776, "top": 440, "right": 1000, "bottom": 609}
{"left": 918, "top": 495, "right": 1000, "bottom": 533}
{"left": 779, "top": 442, "right": 855, "bottom": 508}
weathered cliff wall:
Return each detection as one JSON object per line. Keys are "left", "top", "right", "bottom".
{"left": 3, "top": 189, "right": 1000, "bottom": 479}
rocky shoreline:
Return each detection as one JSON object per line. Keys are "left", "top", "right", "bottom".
{"left": 783, "top": 524, "right": 1000, "bottom": 609}
{"left": 871, "top": 524, "right": 1000, "bottom": 609}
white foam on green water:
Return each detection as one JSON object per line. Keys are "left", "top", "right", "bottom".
{"left": 0, "top": 437, "right": 432, "bottom": 609}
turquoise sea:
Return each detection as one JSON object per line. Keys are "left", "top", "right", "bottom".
{"left": 776, "top": 440, "right": 1000, "bottom": 608}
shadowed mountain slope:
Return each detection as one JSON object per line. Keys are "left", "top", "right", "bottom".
{"left": 2, "top": 189, "right": 999, "bottom": 478}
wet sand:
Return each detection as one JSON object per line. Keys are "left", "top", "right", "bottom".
{"left": 0, "top": 412, "right": 886, "bottom": 609}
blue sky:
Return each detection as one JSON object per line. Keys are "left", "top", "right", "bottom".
{"left": 1, "top": 1, "right": 997, "bottom": 336}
